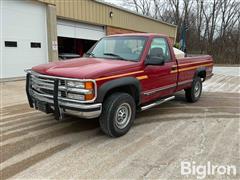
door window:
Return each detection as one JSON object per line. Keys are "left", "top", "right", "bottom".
{"left": 148, "top": 38, "right": 171, "bottom": 62}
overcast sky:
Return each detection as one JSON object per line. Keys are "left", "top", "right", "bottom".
{"left": 103, "top": 0, "right": 124, "bottom": 4}
{"left": 100, "top": 0, "right": 136, "bottom": 12}
{"left": 101, "top": 0, "right": 132, "bottom": 9}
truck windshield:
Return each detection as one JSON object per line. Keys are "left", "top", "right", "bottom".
{"left": 86, "top": 36, "right": 147, "bottom": 62}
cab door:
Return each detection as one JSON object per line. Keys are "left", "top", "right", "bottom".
{"left": 142, "top": 37, "right": 178, "bottom": 103}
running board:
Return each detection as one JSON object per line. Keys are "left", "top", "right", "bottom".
{"left": 141, "top": 96, "right": 175, "bottom": 111}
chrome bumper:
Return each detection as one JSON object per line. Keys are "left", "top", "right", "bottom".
{"left": 32, "top": 90, "right": 102, "bottom": 119}
{"left": 26, "top": 72, "right": 102, "bottom": 119}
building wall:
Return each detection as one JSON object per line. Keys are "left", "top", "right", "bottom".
{"left": 38, "top": 0, "right": 177, "bottom": 40}
{"left": 106, "top": 26, "right": 140, "bottom": 35}
{"left": 1, "top": 0, "right": 49, "bottom": 78}
{"left": 46, "top": 4, "right": 58, "bottom": 61}
{"left": 106, "top": 26, "right": 175, "bottom": 45}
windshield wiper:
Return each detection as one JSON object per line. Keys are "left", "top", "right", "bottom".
{"left": 103, "top": 53, "right": 126, "bottom": 60}
{"left": 85, "top": 52, "right": 95, "bottom": 57}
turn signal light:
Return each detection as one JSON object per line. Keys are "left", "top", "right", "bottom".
{"left": 85, "top": 93, "right": 95, "bottom": 101}
{"left": 84, "top": 82, "right": 94, "bottom": 100}
{"left": 85, "top": 82, "right": 94, "bottom": 89}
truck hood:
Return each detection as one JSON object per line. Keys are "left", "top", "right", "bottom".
{"left": 32, "top": 58, "right": 141, "bottom": 79}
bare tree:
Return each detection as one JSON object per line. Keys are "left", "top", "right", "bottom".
{"left": 122, "top": 0, "right": 154, "bottom": 16}
{"left": 110, "top": 0, "right": 240, "bottom": 64}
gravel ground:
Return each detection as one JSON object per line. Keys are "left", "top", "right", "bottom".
{"left": 0, "top": 67, "right": 239, "bottom": 179}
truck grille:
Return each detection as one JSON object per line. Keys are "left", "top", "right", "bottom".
{"left": 31, "top": 74, "right": 55, "bottom": 96}
{"left": 30, "top": 73, "right": 66, "bottom": 98}
{"left": 27, "top": 71, "right": 97, "bottom": 105}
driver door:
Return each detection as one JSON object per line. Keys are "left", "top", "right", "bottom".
{"left": 142, "top": 37, "right": 178, "bottom": 103}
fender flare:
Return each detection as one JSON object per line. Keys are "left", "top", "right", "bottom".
{"left": 96, "top": 77, "right": 141, "bottom": 105}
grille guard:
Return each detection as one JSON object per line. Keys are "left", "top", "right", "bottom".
{"left": 26, "top": 70, "right": 100, "bottom": 120}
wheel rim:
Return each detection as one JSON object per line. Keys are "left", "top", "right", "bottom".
{"left": 114, "top": 103, "right": 132, "bottom": 129}
{"left": 194, "top": 81, "right": 201, "bottom": 97}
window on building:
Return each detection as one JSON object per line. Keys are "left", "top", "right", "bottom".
{"left": 31, "top": 42, "right": 41, "bottom": 48}
{"left": 5, "top": 41, "right": 17, "bottom": 47}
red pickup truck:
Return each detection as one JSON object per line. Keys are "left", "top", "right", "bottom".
{"left": 26, "top": 33, "right": 213, "bottom": 137}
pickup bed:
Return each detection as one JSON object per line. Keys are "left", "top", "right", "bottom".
{"left": 26, "top": 33, "right": 213, "bottom": 137}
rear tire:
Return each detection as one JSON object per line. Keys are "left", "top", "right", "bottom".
{"left": 185, "top": 77, "right": 202, "bottom": 102}
{"left": 99, "top": 92, "right": 136, "bottom": 137}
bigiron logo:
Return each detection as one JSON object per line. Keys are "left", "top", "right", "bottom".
{"left": 180, "top": 161, "right": 237, "bottom": 179}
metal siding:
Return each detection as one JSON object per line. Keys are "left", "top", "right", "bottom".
{"left": 73, "top": 0, "right": 78, "bottom": 19}
{"left": 2, "top": 0, "right": 49, "bottom": 78}
{"left": 38, "top": 0, "right": 176, "bottom": 39}
{"left": 57, "top": 19, "right": 105, "bottom": 40}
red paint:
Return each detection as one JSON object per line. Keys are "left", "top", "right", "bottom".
{"left": 32, "top": 34, "right": 213, "bottom": 104}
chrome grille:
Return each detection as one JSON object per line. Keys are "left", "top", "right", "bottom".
{"left": 31, "top": 74, "right": 55, "bottom": 96}
{"left": 27, "top": 70, "right": 97, "bottom": 104}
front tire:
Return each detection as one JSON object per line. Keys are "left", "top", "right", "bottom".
{"left": 185, "top": 77, "right": 202, "bottom": 102}
{"left": 99, "top": 92, "right": 136, "bottom": 137}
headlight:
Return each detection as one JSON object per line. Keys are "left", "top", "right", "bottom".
{"left": 67, "top": 93, "right": 85, "bottom": 101}
{"left": 67, "top": 81, "right": 85, "bottom": 88}
{"left": 66, "top": 81, "right": 94, "bottom": 90}
{"left": 65, "top": 81, "right": 95, "bottom": 101}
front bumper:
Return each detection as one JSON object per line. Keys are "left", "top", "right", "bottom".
{"left": 26, "top": 72, "right": 102, "bottom": 119}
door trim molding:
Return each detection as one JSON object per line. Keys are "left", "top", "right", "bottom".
{"left": 143, "top": 83, "right": 177, "bottom": 96}
{"left": 178, "top": 79, "right": 193, "bottom": 86}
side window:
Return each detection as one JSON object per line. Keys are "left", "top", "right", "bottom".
{"left": 148, "top": 38, "right": 171, "bottom": 62}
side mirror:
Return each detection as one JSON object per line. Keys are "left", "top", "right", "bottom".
{"left": 145, "top": 55, "right": 165, "bottom": 66}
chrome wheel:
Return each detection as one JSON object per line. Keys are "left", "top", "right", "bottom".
{"left": 114, "top": 103, "right": 132, "bottom": 129}
{"left": 194, "top": 81, "right": 201, "bottom": 97}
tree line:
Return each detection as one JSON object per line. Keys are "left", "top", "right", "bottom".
{"left": 119, "top": 0, "right": 240, "bottom": 64}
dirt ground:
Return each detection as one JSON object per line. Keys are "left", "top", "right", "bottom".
{"left": 0, "top": 68, "right": 239, "bottom": 179}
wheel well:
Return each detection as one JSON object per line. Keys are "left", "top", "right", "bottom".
{"left": 103, "top": 85, "right": 140, "bottom": 105}
{"left": 197, "top": 70, "right": 206, "bottom": 80}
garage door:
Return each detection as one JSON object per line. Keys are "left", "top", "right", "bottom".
{"left": 1, "top": 0, "right": 48, "bottom": 79}
{"left": 57, "top": 19, "right": 106, "bottom": 41}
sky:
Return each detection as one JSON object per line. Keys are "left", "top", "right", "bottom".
{"left": 103, "top": 0, "right": 124, "bottom": 4}
{"left": 100, "top": 0, "right": 131, "bottom": 8}
{"left": 99, "top": 0, "right": 135, "bottom": 12}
